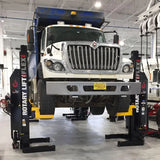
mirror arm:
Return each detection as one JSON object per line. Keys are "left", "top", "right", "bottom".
{"left": 103, "top": 30, "right": 117, "bottom": 34}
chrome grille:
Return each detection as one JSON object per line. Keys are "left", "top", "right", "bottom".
{"left": 67, "top": 45, "right": 120, "bottom": 70}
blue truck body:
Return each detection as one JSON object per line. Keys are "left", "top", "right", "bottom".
{"left": 35, "top": 7, "right": 104, "bottom": 27}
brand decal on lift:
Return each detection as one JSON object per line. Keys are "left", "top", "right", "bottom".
{"left": 12, "top": 79, "right": 18, "bottom": 88}
{"left": 20, "top": 54, "right": 28, "bottom": 116}
{"left": 135, "top": 94, "right": 139, "bottom": 113}
{"left": 141, "top": 82, "right": 146, "bottom": 89}
{"left": 135, "top": 59, "right": 140, "bottom": 113}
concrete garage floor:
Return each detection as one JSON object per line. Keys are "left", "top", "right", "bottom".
{"left": 0, "top": 108, "right": 160, "bottom": 160}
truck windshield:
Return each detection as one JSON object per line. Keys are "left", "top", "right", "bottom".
{"left": 47, "top": 26, "right": 106, "bottom": 46}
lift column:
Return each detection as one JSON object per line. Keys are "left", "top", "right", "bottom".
{"left": 131, "top": 50, "right": 148, "bottom": 128}
{"left": 10, "top": 45, "right": 55, "bottom": 153}
{"left": 19, "top": 45, "right": 30, "bottom": 148}
{"left": 105, "top": 50, "right": 148, "bottom": 146}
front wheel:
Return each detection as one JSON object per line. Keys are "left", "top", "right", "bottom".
{"left": 37, "top": 79, "right": 55, "bottom": 115}
{"left": 106, "top": 96, "right": 120, "bottom": 117}
{"left": 90, "top": 107, "right": 105, "bottom": 115}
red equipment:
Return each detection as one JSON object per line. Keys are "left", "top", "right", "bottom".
{"left": 148, "top": 103, "right": 160, "bottom": 116}
{"left": 145, "top": 103, "right": 160, "bottom": 137}
{"left": 0, "top": 99, "right": 7, "bottom": 108}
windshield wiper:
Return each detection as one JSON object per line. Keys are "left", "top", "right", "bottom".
{"left": 48, "top": 44, "right": 60, "bottom": 56}
{"left": 47, "top": 44, "right": 60, "bottom": 56}
{"left": 51, "top": 44, "right": 60, "bottom": 51}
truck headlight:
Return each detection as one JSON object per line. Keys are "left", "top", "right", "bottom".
{"left": 122, "top": 65, "right": 130, "bottom": 73}
{"left": 53, "top": 62, "right": 64, "bottom": 71}
{"left": 44, "top": 60, "right": 54, "bottom": 70}
{"left": 44, "top": 60, "right": 64, "bottom": 71}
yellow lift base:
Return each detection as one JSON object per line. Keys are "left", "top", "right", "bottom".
{"left": 116, "top": 105, "right": 135, "bottom": 117}
{"left": 29, "top": 100, "right": 54, "bottom": 119}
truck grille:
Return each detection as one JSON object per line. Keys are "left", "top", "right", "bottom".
{"left": 67, "top": 45, "right": 120, "bottom": 70}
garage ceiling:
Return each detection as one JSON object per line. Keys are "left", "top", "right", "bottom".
{"left": 0, "top": 0, "right": 151, "bottom": 52}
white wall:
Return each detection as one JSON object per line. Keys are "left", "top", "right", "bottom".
{"left": 2, "top": 39, "right": 26, "bottom": 98}
{"left": 0, "top": 22, "right": 4, "bottom": 98}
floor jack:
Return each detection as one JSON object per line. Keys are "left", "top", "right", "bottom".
{"left": 63, "top": 107, "right": 89, "bottom": 121}
{"left": 10, "top": 45, "right": 55, "bottom": 153}
{"left": 105, "top": 51, "right": 148, "bottom": 147}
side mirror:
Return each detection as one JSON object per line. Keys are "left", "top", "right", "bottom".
{"left": 47, "top": 48, "right": 51, "bottom": 54}
{"left": 130, "top": 50, "right": 139, "bottom": 61}
{"left": 47, "top": 47, "right": 53, "bottom": 56}
{"left": 27, "top": 29, "right": 34, "bottom": 51}
{"left": 113, "top": 34, "right": 119, "bottom": 44}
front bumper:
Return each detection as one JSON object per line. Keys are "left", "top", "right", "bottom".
{"left": 46, "top": 81, "right": 141, "bottom": 95}
{"left": 43, "top": 67, "right": 133, "bottom": 79}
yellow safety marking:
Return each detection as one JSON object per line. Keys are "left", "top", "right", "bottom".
{"left": 31, "top": 106, "right": 54, "bottom": 119}
{"left": 29, "top": 99, "right": 33, "bottom": 105}
{"left": 76, "top": 25, "right": 79, "bottom": 27}
{"left": 116, "top": 105, "right": 135, "bottom": 116}
{"left": 69, "top": 25, "right": 73, "bottom": 27}
{"left": 29, "top": 99, "right": 54, "bottom": 119}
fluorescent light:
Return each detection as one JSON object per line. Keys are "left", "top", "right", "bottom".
{"left": 1, "top": 19, "right": 4, "bottom": 23}
{"left": 95, "top": 1, "right": 102, "bottom": 8}
{"left": 3, "top": 34, "right": 7, "bottom": 38}
{"left": 119, "top": 40, "right": 125, "bottom": 46}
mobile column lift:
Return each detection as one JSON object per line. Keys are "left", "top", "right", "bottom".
{"left": 10, "top": 45, "right": 55, "bottom": 153}
{"left": 105, "top": 50, "right": 148, "bottom": 146}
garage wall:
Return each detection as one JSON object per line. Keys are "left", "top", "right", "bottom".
{"left": 2, "top": 39, "right": 26, "bottom": 98}
{"left": 0, "top": 23, "right": 4, "bottom": 98}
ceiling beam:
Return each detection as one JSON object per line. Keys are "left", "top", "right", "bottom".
{"left": 105, "top": 0, "right": 132, "bottom": 18}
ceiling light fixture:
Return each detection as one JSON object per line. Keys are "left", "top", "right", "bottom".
{"left": 119, "top": 40, "right": 125, "bottom": 46}
{"left": 1, "top": 19, "right": 4, "bottom": 23}
{"left": 95, "top": 1, "right": 102, "bottom": 8}
{"left": 3, "top": 34, "right": 7, "bottom": 38}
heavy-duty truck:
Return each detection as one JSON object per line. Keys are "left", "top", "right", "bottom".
{"left": 27, "top": 7, "right": 135, "bottom": 116}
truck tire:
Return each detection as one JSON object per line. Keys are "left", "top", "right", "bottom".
{"left": 37, "top": 79, "right": 55, "bottom": 115}
{"left": 37, "top": 63, "right": 43, "bottom": 79}
{"left": 106, "top": 96, "right": 119, "bottom": 117}
{"left": 29, "top": 81, "right": 34, "bottom": 102}
{"left": 90, "top": 107, "right": 105, "bottom": 115}
{"left": 106, "top": 95, "right": 130, "bottom": 118}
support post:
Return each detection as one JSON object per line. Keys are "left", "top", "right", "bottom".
{"left": 105, "top": 50, "right": 148, "bottom": 147}
{"left": 10, "top": 45, "right": 55, "bottom": 153}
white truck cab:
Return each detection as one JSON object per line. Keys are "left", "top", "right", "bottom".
{"left": 27, "top": 7, "right": 135, "bottom": 116}
{"left": 41, "top": 24, "right": 133, "bottom": 80}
